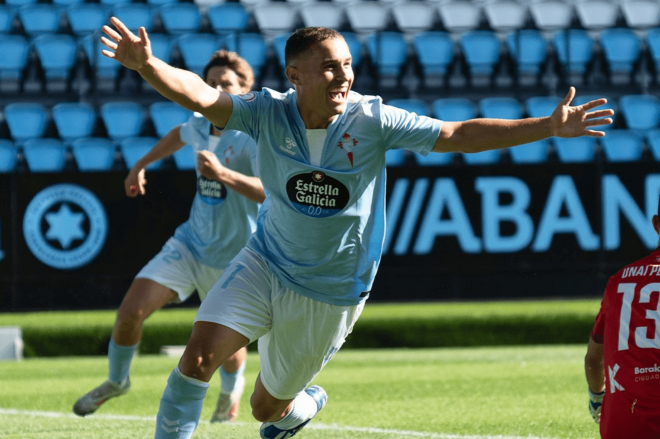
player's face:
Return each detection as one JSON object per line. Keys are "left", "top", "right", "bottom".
{"left": 292, "top": 37, "right": 354, "bottom": 128}
{"left": 205, "top": 66, "right": 247, "bottom": 95}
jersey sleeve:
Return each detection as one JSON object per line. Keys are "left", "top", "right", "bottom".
{"left": 380, "top": 103, "right": 442, "bottom": 156}
{"left": 225, "top": 92, "right": 262, "bottom": 140}
{"left": 179, "top": 112, "right": 208, "bottom": 149}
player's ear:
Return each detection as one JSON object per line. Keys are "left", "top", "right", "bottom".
{"left": 286, "top": 66, "right": 300, "bottom": 85}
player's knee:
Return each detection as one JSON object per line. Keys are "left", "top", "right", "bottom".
{"left": 178, "top": 348, "right": 218, "bottom": 382}
{"left": 115, "top": 306, "right": 147, "bottom": 329}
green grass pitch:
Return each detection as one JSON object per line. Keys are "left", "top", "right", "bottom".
{"left": 0, "top": 346, "right": 599, "bottom": 439}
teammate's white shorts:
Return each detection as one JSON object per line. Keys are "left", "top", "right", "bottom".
{"left": 136, "top": 237, "right": 224, "bottom": 303}
{"left": 196, "top": 247, "right": 364, "bottom": 400}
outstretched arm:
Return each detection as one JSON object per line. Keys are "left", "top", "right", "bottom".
{"left": 433, "top": 87, "right": 614, "bottom": 153}
{"left": 197, "top": 150, "right": 266, "bottom": 203}
{"left": 101, "top": 17, "right": 233, "bottom": 128}
{"left": 124, "top": 126, "right": 186, "bottom": 197}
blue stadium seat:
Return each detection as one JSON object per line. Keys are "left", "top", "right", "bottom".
{"left": 506, "top": 30, "right": 548, "bottom": 78}
{"left": 120, "top": 137, "right": 162, "bottom": 170}
{"left": 366, "top": 32, "right": 408, "bottom": 80}
{"left": 148, "top": 34, "right": 173, "bottom": 65}
{"left": 207, "top": 3, "right": 249, "bottom": 35}
{"left": 600, "top": 28, "right": 641, "bottom": 80}
{"left": 71, "top": 137, "right": 115, "bottom": 172}
{"left": 341, "top": 32, "right": 363, "bottom": 69}
{"left": 111, "top": 3, "right": 155, "bottom": 34}
{"left": 509, "top": 139, "right": 550, "bottom": 164}
{"left": 17, "top": 4, "right": 61, "bottom": 37}
{"left": 462, "top": 150, "right": 502, "bottom": 165}
{"left": 176, "top": 34, "right": 222, "bottom": 77}
{"left": 0, "top": 6, "right": 14, "bottom": 34}
{"left": 414, "top": 152, "right": 454, "bottom": 166}
{"left": 66, "top": 4, "right": 110, "bottom": 37}
{"left": 413, "top": 32, "right": 454, "bottom": 86}
{"left": 100, "top": 102, "right": 144, "bottom": 141}
{"left": 459, "top": 30, "right": 501, "bottom": 85}
{"left": 479, "top": 97, "right": 523, "bottom": 119}
{"left": 273, "top": 33, "right": 288, "bottom": 72}
{"left": 159, "top": 3, "right": 201, "bottom": 35}
{"left": 525, "top": 96, "right": 562, "bottom": 117}
{"left": 80, "top": 34, "right": 122, "bottom": 86}
{"left": 52, "top": 0, "right": 84, "bottom": 8}
{"left": 553, "top": 29, "right": 594, "bottom": 76}
{"left": 4, "top": 103, "right": 48, "bottom": 144}
{"left": 0, "top": 35, "right": 29, "bottom": 83}
{"left": 5, "top": 0, "right": 37, "bottom": 8}
{"left": 553, "top": 137, "right": 598, "bottom": 163}
{"left": 22, "top": 138, "right": 67, "bottom": 172}
{"left": 387, "top": 99, "right": 430, "bottom": 117}
{"left": 645, "top": 129, "right": 660, "bottom": 161}
{"left": 432, "top": 98, "right": 477, "bottom": 121}
{"left": 601, "top": 130, "right": 644, "bottom": 162}
{"left": 224, "top": 33, "right": 268, "bottom": 80}
{"left": 52, "top": 102, "right": 97, "bottom": 143}
{"left": 173, "top": 144, "right": 196, "bottom": 170}
{"left": 147, "top": 0, "right": 179, "bottom": 6}
{"left": 0, "top": 140, "right": 17, "bottom": 173}
{"left": 619, "top": 94, "right": 660, "bottom": 132}
{"left": 149, "top": 102, "right": 192, "bottom": 138}
{"left": 646, "top": 28, "right": 660, "bottom": 74}
{"left": 33, "top": 34, "right": 78, "bottom": 83}
{"left": 386, "top": 149, "right": 407, "bottom": 167}
{"left": 99, "top": 0, "right": 131, "bottom": 8}
{"left": 572, "top": 94, "right": 617, "bottom": 131}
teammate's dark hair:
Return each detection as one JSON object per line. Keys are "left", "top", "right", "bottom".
{"left": 285, "top": 27, "right": 344, "bottom": 67}
{"left": 202, "top": 50, "right": 254, "bottom": 91}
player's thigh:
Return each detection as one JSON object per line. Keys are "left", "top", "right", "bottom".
{"left": 196, "top": 247, "right": 274, "bottom": 343}
{"left": 258, "top": 290, "right": 364, "bottom": 400}
{"left": 134, "top": 237, "right": 200, "bottom": 304}
{"left": 117, "top": 278, "right": 178, "bottom": 322}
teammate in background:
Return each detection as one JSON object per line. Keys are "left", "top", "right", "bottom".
{"left": 101, "top": 19, "right": 614, "bottom": 439}
{"left": 585, "top": 196, "right": 660, "bottom": 439}
{"left": 73, "top": 50, "right": 265, "bottom": 424}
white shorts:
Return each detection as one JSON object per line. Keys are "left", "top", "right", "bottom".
{"left": 196, "top": 247, "right": 364, "bottom": 400}
{"left": 136, "top": 237, "right": 224, "bottom": 303}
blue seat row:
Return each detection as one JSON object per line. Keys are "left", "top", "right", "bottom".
{"left": 0, "top": 136, "right": 197, "bottom": 173}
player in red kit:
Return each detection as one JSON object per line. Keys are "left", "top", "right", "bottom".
{"left": 585, "top": 195, "right": 660, "bottom": 439}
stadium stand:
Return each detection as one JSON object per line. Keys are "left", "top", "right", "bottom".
{"left": 119, "top": 136, "right": 163, "bottom": 169}
{"left": 223, "top": 33, "right": 268, "bottom": 82}
{"left": 575, "top": 0, "right": 619, "bottom": 30}
{"left": 71, "top": 137, "right": 116, "bottom": 172}
{"left": 391, "top": 2, "right": 436, "bottom": 35}
{"left": 459, "top": 30, "right": 501, "bottom": 87}
{"left": 600, "top": 129, "right": 644, "bottom": 161}
{"left": 253, "top": 3, "right": 299, "bottom": 37}
{"left": 65, "top": 4, "right": 111, "bottom": 37}
{"left": 22, "top": 138, "right": 67, "bottom": 172}
{"left": 100, "top": 101, "right": 145, "bottom": 141}
{"left": 462, "top": 149, "right": 502, "bottom": 165}
{"left": 600, "top": 27, "right": 641, "bottom": 85}
{"left": 299, "top": 3, "right": 345, "bottom": 30}
{"left": 385, "top": 149, "right": 408, "bottom": 167}
{"left": 529, "top": 0, "right": 574, "bottom": 31}
{"left": 207, "top": 3, "right": 250, "bottom": 35}
{"left": 5, "top": 0, "right": 38, "bottom": 8}
{"left": 619, "top": 94, "right": 660, "bottom": 133}
{"left": 366, "top": 32, "right": 408, "bottom": 87}
{"left": 526, "top": 95, "right": 563, "bottom": 117}
{"left": 0, "top": 140, "right": 17, "bottom": 173}
{"left": 172, "top": 144, "right": 197, "bottom": 170}
{"left": 553, "top": 137, "right": 599, "bottom": 163}
{"left": 413, "top": 151, "right": 455, "bottom": 167}
{"left": 438, "top": 1, "right": 482, "bottom": 33}
{"left": 412, "top": 31, "right": 455, "bottom": 89}
{"left": 479, "top": 97, "right": 523, "bottom": 120}
{"left": 17, "top": 4, "right": 61, "bottom": 37}
{"left": 506, "top": 29, "right": 548, "bottom": 86}
{"left": 176, "top": 33, "right": 223, "bottom": 77}
{"left": 159, "top": 3, "right": 201, "bottom": 35}
{"left": 484, "top": 1, "right": 528, "bottom": 33}
{"left": 0, "top": 35, "right": 29, "bottom": 91}
{"left": 346, "top": 2, "right": 391, "bottom": 34}
{"left": 432, "top": 98, "right": 477, "bottom": 121}
{"left": 4, "top": 103, "right": 48, "bottom": 144}
{"left": 621, "top": 0, "right": 660, "bottom": 29}
{"left": 553, "top": 29, "right": 595, "bottom": 83}
{"left": 509, "top": 139, "right": 551, "bottom": 164}
{"left": 111, "top": 3, "right": 155, "bottom": 34}
{"left": 32, "top": 34, "right": 78, "bottom": 90}
{"left": 0, "top": 6, "right": 14, "bottom": 34}
{"left": 645, "top": 128, "right": 660, "bottom": 160}
{"left": 52, "top": 102, "right": 98, "bottom": 144}
{"left": 149, "top": 101, "right": 192, "bottom": 138}
{"left": 387, "top": 98, "right": 430, "bottom": 116}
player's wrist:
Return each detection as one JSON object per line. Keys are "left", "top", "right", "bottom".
{"left": 588, "top": 388, "right": 605, "bottom": 399}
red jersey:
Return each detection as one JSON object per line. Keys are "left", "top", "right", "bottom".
{"left": 592, "top": 249, "right": 660, "bottom": 439}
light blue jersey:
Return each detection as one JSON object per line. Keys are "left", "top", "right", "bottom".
{"left": 225, "top": 89, "right": 441, "bottom": 306}
{"left": 173, "top": 112, "right": 259, "bottom": 269}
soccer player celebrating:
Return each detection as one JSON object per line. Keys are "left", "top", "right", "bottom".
{"left": 100, "top": 18, "right": 613, "bottom": 439}
{"left": 585, "top": 196, "right": 660, "bottom": 438}
{"left": 73, "top": 50, "right": 264, "bottom": 424}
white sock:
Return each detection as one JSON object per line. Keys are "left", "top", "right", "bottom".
{"left": 270, "top": 391, "right": 318, "bottom": 430}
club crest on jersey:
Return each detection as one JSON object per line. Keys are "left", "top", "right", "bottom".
{"left": 286, "top": 171, "right": 349, "bottom": 218}
{"left": 337, "top": 132, "right": 358, "bottom": 167}
{"left": 198, "top": 177, "right": 227, "bottom": 205}
{"left": 238, "top": 92, "right": 256, "bottom": 102}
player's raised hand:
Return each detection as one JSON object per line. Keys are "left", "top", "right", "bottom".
{"left": 124, "top": 167, "right": 147, "bottom": 197}
{"left": 101, "top": 17, "right": 152, "bottom": 71}
{"left": 551, "top": 87, "right": 614, "bottom": 138}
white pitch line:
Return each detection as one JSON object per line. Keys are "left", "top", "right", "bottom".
{"left": 0, "top": 408, "right": 576, "bottom": 439}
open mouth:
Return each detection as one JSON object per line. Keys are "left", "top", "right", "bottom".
{"left": 329, "top": 91, "right": 346, "bottom": 101}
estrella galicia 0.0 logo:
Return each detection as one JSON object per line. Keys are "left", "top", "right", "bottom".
{"left": 23, "top": 184, "right": 108, "bottom": 269}
{"left": 198, "top": 176, "right": 227, "bottom": 205}
{"left": 286, "top": 171, "right": 349, "bottom": 218}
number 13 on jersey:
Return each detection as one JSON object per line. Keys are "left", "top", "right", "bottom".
{"left": 618, "top": 282, "right": 660, "bottom": 350}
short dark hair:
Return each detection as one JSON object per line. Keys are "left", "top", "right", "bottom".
{"left": 285, "top": 27, "right": 344, "bottom": 67}
{"left": 202, "top": 50, "right": 254, "bottom": 91}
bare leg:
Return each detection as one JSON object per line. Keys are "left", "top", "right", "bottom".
{"left": 251, "top": 374, "right": 294, "bottom": 422}
{"left": 112, "top": 278, "right": 177, "bottom": 346}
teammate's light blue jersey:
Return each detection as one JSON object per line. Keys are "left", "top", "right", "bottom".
{"left": 173, "top": 112, "right": 259, "bottom": 269}
{"left": 226, "top": 89, "right": 441, "bottom": 305}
